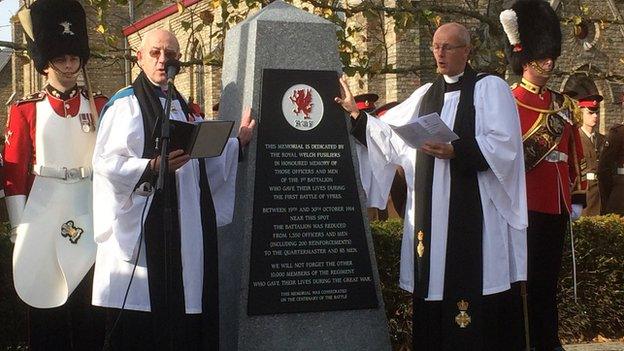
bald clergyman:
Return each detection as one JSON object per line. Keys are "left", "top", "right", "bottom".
{"left": 91, "top": 29, "right": 255, "bottom": 350}
{"left": 336, "top": 23, "right": 528, "bottom": 350}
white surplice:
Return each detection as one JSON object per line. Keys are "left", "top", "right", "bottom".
{"left": 356, "top": 75, "right": 528, "bottom": 300}
{"left": 91, "top": 89, "right": 238, "bottom": 313}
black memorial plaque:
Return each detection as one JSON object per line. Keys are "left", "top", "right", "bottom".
{"left": 247, "top": 69, "right": 378, "bottom": 315}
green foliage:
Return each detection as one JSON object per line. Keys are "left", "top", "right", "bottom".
{"left": 371, "top": 219, "right": 412, "bottom": 350}
{"left": 558, "top": 215, "right": 624, "bottom": 342}
{"left": 370, "top": 215, "right": 624, "bottom": 348}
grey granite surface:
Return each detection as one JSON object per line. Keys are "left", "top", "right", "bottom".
{"left": 218, "top": 1, "right": 391, "bottom": 350}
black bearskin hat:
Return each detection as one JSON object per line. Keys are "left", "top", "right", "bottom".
{"left": 500, "top": 0, "right": 561, "bottom": 75}
{"left": 20, "top": 0, "right": 90, "bottom": 74}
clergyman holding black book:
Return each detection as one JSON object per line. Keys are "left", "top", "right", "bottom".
{"left": 91, "top": 28, "right": 255, "bottom": 350}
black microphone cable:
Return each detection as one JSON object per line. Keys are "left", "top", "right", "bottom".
{"left": 102, "top": 193, "right": 151, "bottom": 350}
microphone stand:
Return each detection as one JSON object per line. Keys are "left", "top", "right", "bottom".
{"left": 155, "top": 75, "right": 176, "bottom": 351}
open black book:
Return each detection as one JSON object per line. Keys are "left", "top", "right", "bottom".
{"left": 169, "top": 119, "right": 235, "bottom": 158}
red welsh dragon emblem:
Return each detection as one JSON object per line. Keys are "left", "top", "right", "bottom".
{"left": 289, "top": 89, "right": 313, "bottom": 119}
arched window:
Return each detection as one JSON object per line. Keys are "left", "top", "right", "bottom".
{"left": 562, "top": 72, "right": 599, "bottom": 98}
{"left": 189, "top": 39, "right": 205, "bottom": 110}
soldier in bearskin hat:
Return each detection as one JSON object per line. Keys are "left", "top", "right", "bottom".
{"left": 501, "top": 1, "right": 588, "bottom": 350}
{"left": 3, "top": 0, "right": 107, "bottom": 348}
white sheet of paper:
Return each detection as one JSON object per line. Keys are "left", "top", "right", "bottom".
{"left": 390, "top": 112, "right": 459, "bottom": 148}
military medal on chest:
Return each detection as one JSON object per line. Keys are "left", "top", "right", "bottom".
{"left": 79, "top": 113, "right": 95, "bottom": 132}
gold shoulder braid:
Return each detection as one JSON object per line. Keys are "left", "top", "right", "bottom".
{"left": 520, "top": 90, "right": 574, "bottom": 171}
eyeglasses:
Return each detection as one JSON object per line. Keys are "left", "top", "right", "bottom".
{"left": 148, "top": 48, "right": 179, "bottom": 60}
{"left": 429, "top": 44, "right": 466, "bottom": 53}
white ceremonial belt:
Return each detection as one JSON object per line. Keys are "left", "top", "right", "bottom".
{"left": 544, "top": 150, "right": 568, "bottom": 163}
{"left": 32, "top": 164, "right": 92, "bottom": 180}
{"left": 586, "top": 172, "right": 597, "bottom": 181}
{"left": 617, "top": 167, "right": 624, "bottom": 175}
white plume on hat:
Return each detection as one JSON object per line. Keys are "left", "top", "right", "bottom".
{"left": 500, "top": 9, "right": 521, "bottom": 46}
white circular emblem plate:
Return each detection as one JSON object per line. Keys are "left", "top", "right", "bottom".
{"left": 281, "top": 84, "right": 324, "bottom": 131}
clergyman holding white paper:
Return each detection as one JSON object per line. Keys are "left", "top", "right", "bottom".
{"left": 389, "top": 112, "right": 459, "bottom": 149}
{"left": 334, "top": 22, "right": 528, "bottom": 351}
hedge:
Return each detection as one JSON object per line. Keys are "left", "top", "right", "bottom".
{"left": 1, "top": 216, "right": 622, "bottom": 349}
{"left": 371, "top": 215, "right": 624, "bottom": 349}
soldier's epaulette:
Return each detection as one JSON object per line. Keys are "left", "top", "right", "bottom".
{"left": 81, "top": 89, "right": 108, "bottom": 100}
{"left": 14, "top": 91, "right": 46, "bottom": 105}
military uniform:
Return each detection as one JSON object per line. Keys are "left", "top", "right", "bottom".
{"left": 3, "top": 85, "right": 107, "bottom": 350}
{"left": 579, "top": 128, "right": 605, "bottom": 216}
{"left": 513, "top": 79, "right": 587, "bottom": 351}
{"left": 598, "top": 124, "right": 624, "bottom": 215}
{"left": 4, "top": 0, "right": 108, "bottom": 348}
{"left": 514, "top": 80, "right": 587, "bottom": 213}
{"left": 576, "top": 94, "right": 606, "bottom": 216}
{"left": 501, "top": 1, "right": 590, "bottom": 348}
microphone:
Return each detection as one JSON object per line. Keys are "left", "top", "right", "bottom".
{"left": 165, "top": 60, "right": 181, "bottom": 83}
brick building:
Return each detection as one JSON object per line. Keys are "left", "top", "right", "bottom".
{"left": 4, "top": 0, "right": 624, "bottom": 131}
{"left": 0, "top": 49, "right": 14, "bottom": 129}
{"left": 118, "top": 0, "right": 624, "bottom": 131}
{"left": 550, "top": 0, "right": 624, "bottom": 131}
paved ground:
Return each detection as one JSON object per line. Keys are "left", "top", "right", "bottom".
{"left": 564, "top": 343, "right": 624, "bottom": 351}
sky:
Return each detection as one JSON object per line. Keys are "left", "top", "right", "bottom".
{"left": 0, "top": 0, "right": 19, "bottom": 43}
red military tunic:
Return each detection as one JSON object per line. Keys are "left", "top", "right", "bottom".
{"left": 513, "top": 83, "right": 587, "bottom": 214}
{"left": 3, "top": 87, "right": 107, "bottom": 201}
{"left": 3, "top": 85, "right": 107, "bottom": 308}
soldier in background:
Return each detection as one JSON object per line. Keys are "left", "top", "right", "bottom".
{"left": 577, "top": 95, "right": 606, "bottom": 216}
{"left": 354, "top": 93, "right": 379, "bottom": 114}
{"left": 187, "top": 97, "right": 205, "bottom": 121}
{"left": 598, "top": 95, "right": 624, "bottom": 216}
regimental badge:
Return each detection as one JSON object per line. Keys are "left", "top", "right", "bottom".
{"left": 59, "top": 21, "right": 75, "bottom": 36}
{"left": 417, "top": 230, "right": 425, "bottom": 258}
{"left": 281, "top": 84, "right": 324, "bottom": 131}
{"left": 547, "top": 114, "right": 565, "bottom": 135}
{"left": 61, "top": 220, "right": 84, "bottom": 244}
{"left": 79, "top": 113, "right": 95, "bottom": 133}
{"left": 455, "top": 299, "right": 471, "bottom": 328}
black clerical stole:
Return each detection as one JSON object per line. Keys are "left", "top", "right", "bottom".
{"left": 133, "top": 72, "right": 220, "bottom": 349}
{"left": 413, "top": 65, "right": 488, "bottom": 349}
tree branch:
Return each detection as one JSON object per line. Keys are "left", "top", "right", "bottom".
{"left": 304, "top": 0, "right": 502, "bottom": 35}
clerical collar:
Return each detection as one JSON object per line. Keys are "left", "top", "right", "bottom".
{"left": 443, "top": 73, "right": 463, "bottom": 92}
{"left": 45, "top": 84, "right": 79, "bottom": 101}
{"left": 144, "top": 74, "right": 168, "bottom": 92}
{"left": 444, "top": 72, "right": 464, "bottom": 84}
{"left": 520, "top": 78, "right": 548, "bottom": 96}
